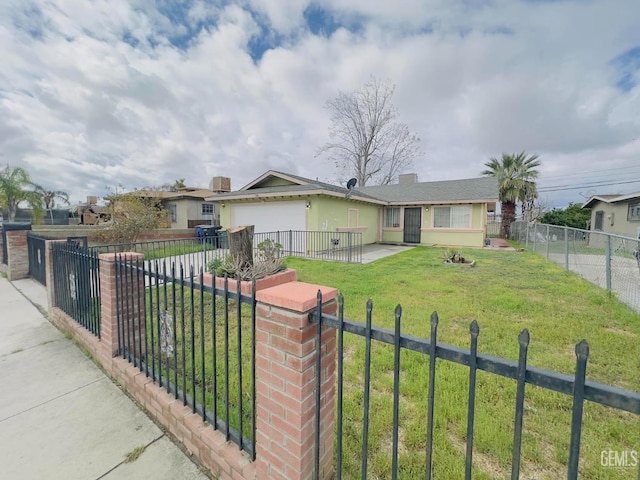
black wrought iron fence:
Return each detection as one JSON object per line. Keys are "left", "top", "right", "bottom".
{"left": 51, "top": 240, "right": 101, "bottom": 336}
{"left": 1, "top": 226, "right": 7, "bottom": 265}
{"left": 114, "top": 257, "right": 257, "bottom": 458}
{"left": 310, "top": 294, "right": 640, "bottom": 480}
{"left": 255, "top": 230, "right": 363, "bottom": 263}
{"left": 92, "top": 237, "right": 226, "bottom": 274}
{"left": 92, "top": 230, "right": 363, "bottom": 275}
{"left": 27, "top": 232, "right": 47, "bottom": 285}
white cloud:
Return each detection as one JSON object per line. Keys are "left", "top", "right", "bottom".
{"left": 0, "top": 0, "right": 639, "bottom": 208}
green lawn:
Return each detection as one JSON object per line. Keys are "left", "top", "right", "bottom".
{"left": 287, "top": 247, "right": 640, "bottom": 480}
{"left": 140, "top": 284, "right": 254, "bottom": 444}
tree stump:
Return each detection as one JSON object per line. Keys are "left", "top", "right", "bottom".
{"left": 228, "top": 225, "right": 254, "bottom": 270}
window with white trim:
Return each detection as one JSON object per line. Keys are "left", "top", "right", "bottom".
{"left": 433, "top": 206, "right": 471, "bottom": 228}
{"left": 384, "top": 207, "right": 401, "bottom": 228}
{"left": 628, "top": 202, "right": 640, "bottom": 221}
{"left": 201, "top": 203, "right": 214, "bottom": 215}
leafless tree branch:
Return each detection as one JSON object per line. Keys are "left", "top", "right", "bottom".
{"left": 317, "top": 77, "right": 422, "bottom": 186}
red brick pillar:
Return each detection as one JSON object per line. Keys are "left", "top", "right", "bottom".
{"left": 5, "top": 228, "right": 30, "bottom": 280}
{"left": 99, "top": 253, "right": 146, "bottom": 369}
{"left": 255, "top": 282, "right": 338, "bottom": 480}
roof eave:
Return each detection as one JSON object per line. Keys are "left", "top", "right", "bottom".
{"left": 582, "top": 196, "right": 609, "bottom": 209}
{"left": 387, "top": 198, "right": 499, "bottom": 206}
{"left": 239, "top": 170, "right": 310, "bottom": 191}
{"left": 206, "top": 189, "right": 387, "bottom": 205}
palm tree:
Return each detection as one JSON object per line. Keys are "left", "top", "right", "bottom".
{"left": 0, "top": 165, "right": 44, "bottom": 222}
{"left": 36, "top": 186, "right": 70, "bottom": 223}
{"left": 482, "top": 152, "right": 541, "bottom": 238}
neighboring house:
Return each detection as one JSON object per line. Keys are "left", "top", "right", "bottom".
{"left": 128, "top": 177, "right": 231, "bottom": 230}
{"left": 582, "top": 192, "right": 640, "bottom": 239}
{"left": 208, "top": 171, "right": 498, "bottom": 248}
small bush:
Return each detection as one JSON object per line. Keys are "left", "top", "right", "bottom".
{"left": 442, "top": 248, "right": 474, "bottom": 265}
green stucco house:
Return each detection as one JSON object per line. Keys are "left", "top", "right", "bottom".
{"left": 209, "top": 171, "right": 498, "bottom": 248}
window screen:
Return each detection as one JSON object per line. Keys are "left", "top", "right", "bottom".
{"left": 433, "top": 206, "right": 471, "bottom": 228}
{"left": 384, "top": 208, "right": 401, "bottom": 227}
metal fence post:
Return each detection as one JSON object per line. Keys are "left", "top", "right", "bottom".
{"left": 564, "top": 227, "right": 569, "bottom": 270}
{"left": 525, "top": 223, "right": 529, "bottom": 249}
{"left": 289, "top": 230, "right": 293, "bottom": 257}
{"left": 605, "top": 235, "right": 612, "bottom": 293}
{"left": 545, "top": 225, "right": 550, "bottom": 260}
{"left": 532, "top": 224, "right": 537, "bottom": 252}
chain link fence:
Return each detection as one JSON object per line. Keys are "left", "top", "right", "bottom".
{"left": 510, "top": 221, "right": 640, "bottom": 313}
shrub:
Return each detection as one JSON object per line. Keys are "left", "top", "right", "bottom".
{"left": 207, "top": 239, "right": 286, "bottom": 280}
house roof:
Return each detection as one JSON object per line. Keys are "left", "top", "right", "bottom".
{"left": 357, "top": 176, "right": 499, "bottom": 204}
{"left": 207, "top": 170, "right": 386, "bottom": 204}
{"left": 125, "top": 189, "right": 215, "bottom": 201}
{"left": 582, "top": 192, "right": 640, "bottom": 209}
{"left": 206, "top": 170, "right": 499, "bottom": 206}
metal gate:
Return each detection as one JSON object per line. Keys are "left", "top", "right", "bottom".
{"left": 403, "top": 207, "right": 422, "bottom": 243}
{"left": 1, "top": 226, "right": 7, "bottom": 265}
{"left": 51, "top": 239, "right": 101, "bottom": 336}
{"left": 27, "top": 232, "right": 47, "bottom": 285}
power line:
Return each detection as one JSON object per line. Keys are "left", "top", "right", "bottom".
{"left": 538, "top": 178, "right": 640, "bottom": 193}
{"left": 540, "top": 165, "right": 640, "bottom": 182}
{"left": 547, "top": 165, "right": 640, "bottom": 178}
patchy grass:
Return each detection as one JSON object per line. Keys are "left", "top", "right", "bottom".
{"left": 137, "top": 285, "right": 254, "bottom": 442}
{"left": 143, "top": 242, "right": 212, "bottom": 260}
{"left": 124, "top": 445, "right": 146, "bottom": 463}
{"left": 287, "top": 247, "right": 640, "bottom": 480}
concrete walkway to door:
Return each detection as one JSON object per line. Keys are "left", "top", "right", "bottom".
{"left": 361, "top": 244, "right": 415, "bottom": 263}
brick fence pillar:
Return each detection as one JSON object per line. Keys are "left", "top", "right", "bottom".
{"left": 255, "top": 282, "right": 338, "bottom": 480}
{"left": 99, "top": 253, "right": 146, "bottom": 369}
{"left": 3, "top": 223, "right": 31, "bottom": 280}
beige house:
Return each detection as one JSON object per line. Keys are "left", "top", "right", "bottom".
{"left": 582, "top": 192, "right": 640, "bottom": 239}
{"left": 129, "top": 177, "right": 231, "bottom": 229}
{"left": 209, "top": 171, "right": 498, "bottom": 248}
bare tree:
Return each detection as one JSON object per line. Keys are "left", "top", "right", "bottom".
{"left": 318, "top": 77, "right": 421, "bottom": 186}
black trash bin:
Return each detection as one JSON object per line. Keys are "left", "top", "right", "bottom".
{"left": 202, "top": 225, "right": 222, "bottom": 248}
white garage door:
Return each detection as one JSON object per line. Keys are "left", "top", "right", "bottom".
{"left": 231, "top": 201, "right": 306, "bottom": 233}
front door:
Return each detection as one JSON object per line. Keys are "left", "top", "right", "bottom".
{"left": 403, "top": 207, "right": 422, "bottom": 243}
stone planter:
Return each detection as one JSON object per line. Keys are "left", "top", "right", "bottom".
{"left": 201, "top": 269, "right": 297, "bottom": 295}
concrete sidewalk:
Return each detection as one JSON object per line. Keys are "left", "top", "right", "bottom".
{"left": 0, "top": 276, "right": 210, "bottom": 480}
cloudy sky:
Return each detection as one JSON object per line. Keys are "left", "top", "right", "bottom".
{"left": 1, "top": 0, "right": 639, "bottom": 208}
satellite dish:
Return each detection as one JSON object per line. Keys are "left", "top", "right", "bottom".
{"left": 345, "top": 178, "right": 357, "bottom": 198}
{"left": 579, "top": 189, "right": 597, "bottom": 199}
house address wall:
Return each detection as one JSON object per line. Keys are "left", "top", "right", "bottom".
{"left": 381, "top": 203, "right": 486, "bottom": 247}
{"left": 307, "top": 196, "right": 378, "bottom": 244}
{"left": 218, "top": 197, "right": 379, "bottom": 245}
